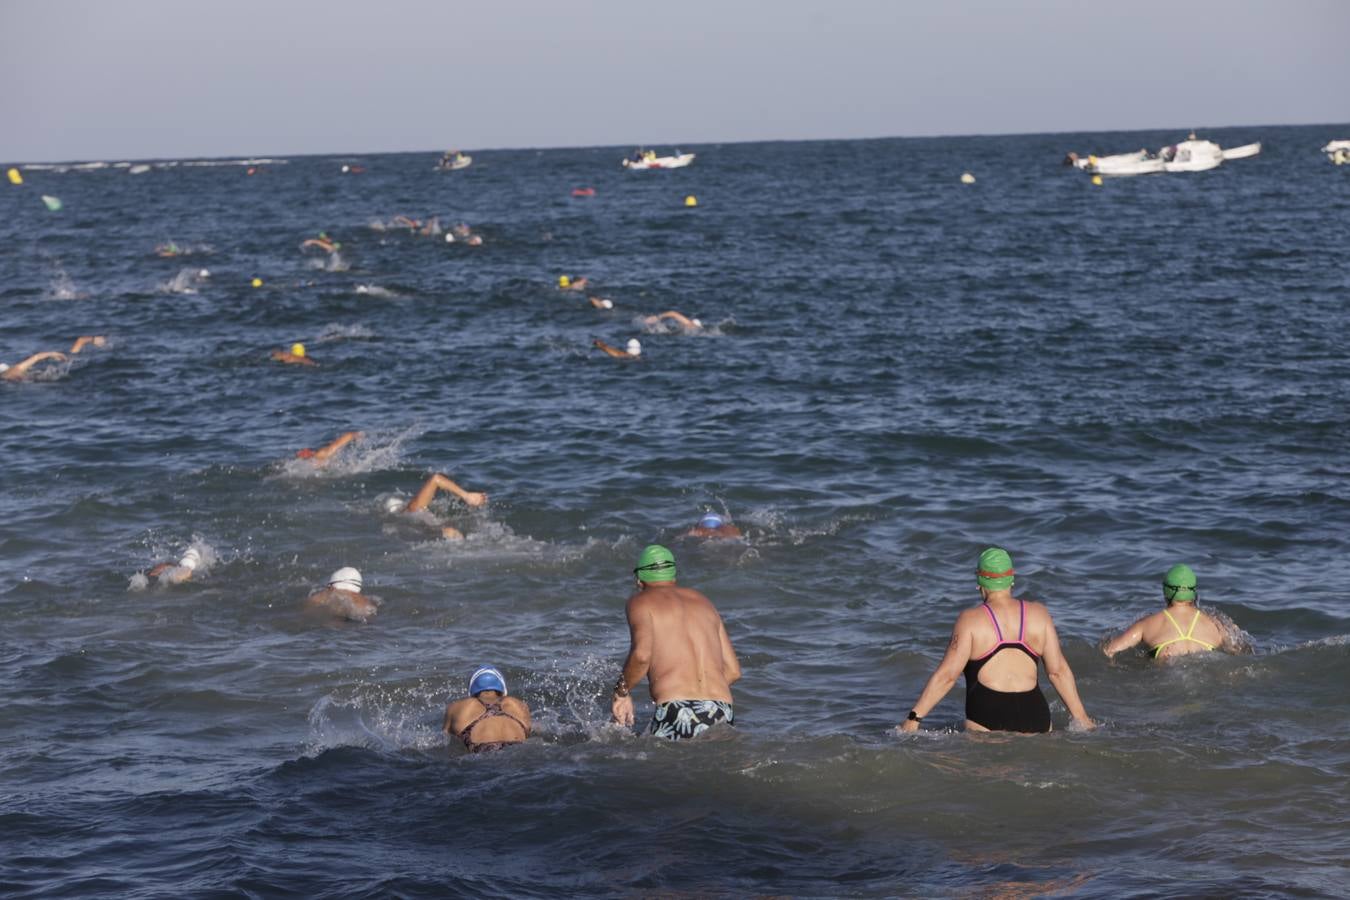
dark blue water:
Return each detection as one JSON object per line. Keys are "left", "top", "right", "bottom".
{"left": 2, "top": 124, "right": 1348, "bottom": 897}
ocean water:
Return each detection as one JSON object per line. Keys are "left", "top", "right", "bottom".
{"left": 2, "top": 125, "right": 1348, "bottom": 898}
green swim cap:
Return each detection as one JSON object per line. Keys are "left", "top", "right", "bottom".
{"left": 634, "top": 544, "right": 676, "bottom": 583}
{"left": 1162, "top": 564, "right": 1197, "bottom": 602}
{"left": 976, "top": 547, "right": 1015, "bottom": 591}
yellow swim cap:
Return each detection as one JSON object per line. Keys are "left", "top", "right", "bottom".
{"left": 291, "top": 343, "right": 305, "bottom": 357}
{"left": 559, "top": 275, "right": 570, "bottom": 287}
{"left": 684, "top": 195, "right": 698, "bottom": 207}
{"left": 251, "top": 277, "right": 263, "bottom": 288}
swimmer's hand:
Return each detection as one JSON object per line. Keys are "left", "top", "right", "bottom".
{"left": 611, "top": 694, "right": 635, "bottom": 727}
{"left": 1069, "top": 716, "right": 1096, "bottom": 732}
{"left": 461, "top": 491, "right": 487, "bottom": 508}
{"left": 897, "top": 719, "right": 920, "bottom": 734}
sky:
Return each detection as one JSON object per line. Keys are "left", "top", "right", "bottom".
{"left": 2, "top": 0, "right": 1348, "bottom": 161}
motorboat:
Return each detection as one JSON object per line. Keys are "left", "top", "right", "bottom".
{"left": 1322, "top": 140, "right": 1350, "bottom": 164}
{"left": 1221, "top": 142, "right": 1261, "bottom": 161}
{"left": 436, "top": 152, "right": 472, "bottom": 171}
{"left": 1160, "top": 139, "right": 1224, "bottom": 172}
{"left": 621, "top": 150, "right": 695, "bottom": 170}
{"left": 1083, "top": 150, "right": 1165, "bottom": 177}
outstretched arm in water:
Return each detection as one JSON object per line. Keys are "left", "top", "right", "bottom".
{"left": 69, "top": 336, "right": 106, "bottom": 354}
{"left": 899, "top": 615, "right": 974, "bottom": 732}
{"left": 1041, "top": 617, "right": 1094, "bottom": 729}
{"left": 406, "top": 472, "right": 487, "bottom": 512}
{"left": 2, "top": 351, "right": 66, "bottom": 381}
{"left": 312, "top": 431, "right": 364, "bottom": 463}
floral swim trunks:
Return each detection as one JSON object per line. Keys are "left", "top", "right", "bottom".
{"left": 649, "top": 699, "right": 735, "bottom": 740}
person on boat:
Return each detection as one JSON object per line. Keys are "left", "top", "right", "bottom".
{"left": 593, "top": 338, "right": 641, "bottom": 360}
{"left": 643, "top": 310, "right": 703, "bottom": 331}
{"left": 1102, "top": 564, "right": 1233, "bottom": 660}
{"left": 306, "top": 567, "right": 377, "bottom": 622}
{"left": 611, "top": 545, "right": 741, "bottom": 739}
{"left": 1, "top": 351, "right": 67, "bottom": 382}
{"left": 145, "top": 546, "right": 203, "bottom": 585}
{"left": 383, "top": 472, "right": 487, "bottom": 540}
{"left": 271, "top": 342, "right": 316, "bottom": 366}
{"left": 686, "top": 511, "right": 742, "bottom": 540}
{"left": 898, "top": 547, "right": 1093, "bottom": 734}
{"left": 444, "top": 666, "right": 532, "bottom": 753}
{"left": 294, "top": 430, "right": 364, "bottom": 466}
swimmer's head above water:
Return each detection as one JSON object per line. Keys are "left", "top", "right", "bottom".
{"left": 383, "top": 496, "right": 406, "bottom": 514}
{"left": 976, "top": 547, "right": 1015, "bottom": 592}
{"left": 1162, "top": 564, "right": 1197, "bottom": 603}
{"left": 327, "top": 566, "right": 362, "bottom": 594}
{"left": 698, "top": 512, "right": 725, "bottom": 530}
{"left": 468, "top": 665, "right": 508, "bottom": 696}
{"left": 626, "top": 338, "right": 642, "bottom": 357}
{"left": 178, "top": 546, "right": 201, "bottom": 572}
{"left": 634, "top": 544, "right": 676, "bottom": 583}
{"left": 290, "top": 343, "right": 306, "bottom": 358}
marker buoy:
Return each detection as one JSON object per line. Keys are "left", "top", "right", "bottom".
{"left": 6, "top": 167, "right": 22, "bottom": 185}
{"left": 684, "top": 195, "right": 697, "bottom": 207}
{"left": 251, "top": 277, "right": 264, "bottom": 288}
{"left": 960, "top": 172, "right": 976, "bottom": 184}
{"left": 1091, "top": 175, "right": 1103, "bottom": 186}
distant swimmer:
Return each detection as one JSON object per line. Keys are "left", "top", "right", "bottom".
{"left": 589, "top": 297, "right": 615, "bottom": 310}
{"left": 295, "top": 430, "right": 364, "bottom": 466}
{"left": 306, "top": 567, "right": 377, "bottom": 622}
{"left": 155, "top": 242, "right": 183, "bottom": 257}
{"left": 686, "top": 511, "right": 742, "bottom": 540}
{"left": 593, "top": 338, "right": 641, "bottom": 360}
{"left": 391, "top": 215, "right": 422, "bottom": 231}
{"left": 443, "top": 665, "right": 533, "bottom": 754}
{"left": 1, "top": 351, "right": 67, "bottom": 382}
{"left": 899, "top": 548, "right": 1093, "bottom": 734}
{"left": 558, "top": 275, "right": 588, "bottom": 292}
{"left": 301, "top": 233, "right": 340, "bottom": 253}
{"left": 1103, "top": 564, "right": 1236, "bottom": 660}
{"left": 69, "top": 335, "right": 107, "bottom": 354}
{"left": 384, "top": 472, "right": 488, "bottom": 540}
{"left": 610, "top": 545, "right": 741, "bottom": 739}
{"left": 644, "top": 311, "right": 703, "bottom": 330}
{"left": 146, "top": 546, "right": 203, "bottom": 585}
{"left": 271, "top": 343, "right": 316, "bottom": 366}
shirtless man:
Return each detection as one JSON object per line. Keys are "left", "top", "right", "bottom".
{"left": 305, "top": 567, "right": 377, "bottom": 622}
{"left": 384, "top": 472, "right": 487, "bottom": 540}
{"left": 593, "top": 338, "right": 640, "bottom": 360}
{"left": 610, "top": 545, "right": 741, "bottom": 739}
{"left": 271, "top": 343, "right": 316, "bottom": 366}
{"left": 1103, "top": 564, "right": 1234, "bottom": 660}
{"left": 686, "top": 511, "right": 742, "bottom": 540}
{"left": 443, "top": 666, "right": 532, "bottom": 754}
{"left": 295, "top": 431, "right": 363, "bottom": 465}
{"left": 1, "top": 351, "right": 66, "bottom": 381}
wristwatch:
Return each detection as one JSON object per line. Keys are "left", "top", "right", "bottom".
{"left": 906, "top": 710, "right": 923, "bottom": 722}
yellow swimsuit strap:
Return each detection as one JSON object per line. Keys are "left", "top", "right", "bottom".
{"left": 1152, "top": 607, "right": 1216, "bottom": 654}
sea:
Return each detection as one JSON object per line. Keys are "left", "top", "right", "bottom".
{"left": 2, "top": 124, "right": 1347, "bottom": 898}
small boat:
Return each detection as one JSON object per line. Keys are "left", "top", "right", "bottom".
{"left": 1322, "top": 140, "right": 1350, "bottom": 165}
{"left": 436, "top": 152, "right": 472, "bottom": 171}
{"left": 622, "top": 150, "right": 695, "bottom": 170}
{"left": 1161, "top": 139, "right": 1225, "bottom": 173}
{"left": 1221, "top": 142, "right": 1261, "bottom": 161}
{"left": 1081, "top": 150, "right": 1164, "bottom": 177}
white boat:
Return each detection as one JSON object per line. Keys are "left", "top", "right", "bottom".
{"left": 1161, "top": 139, "right": 1224, "bottom": 172}
{"left": 1322, "top": 140, "right": 1350, "bottom": 164}
{"left": 1086, "top": 151, "right": 1165, "bottom": 177}
{"left": 1221, "top": 142, "right": 1261, "bottom": 161}
{"left": 435, "top": 153, "right": 472, "bottom": 171}
{"left": 621, "top": 151, "right": 695, "bottom": 170}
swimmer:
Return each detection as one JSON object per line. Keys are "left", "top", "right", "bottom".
{"left": 294, "top": 430, "right": 364, "bottom": 466}
{"left": 611, "top": 545, "right": 741, "bottom": 740}
{"left": 419, "top": 216, "right": 442, "bottom": 237}
{"left": 271, "top": 343, "right": 316, "bottom": 367}
{"left": 593, "top": 338, "right": 641, "bottom": 360}
{"left": 589, "top": 297, "right": 615, "bottom": 310}
{"left": 443, "top": 665, "right": 533, "bottom": 754}
{"left": 558, "top": 275, "right": 589, "bottom": 292}
{"left": 385, "top": 472, "right": 488, "bottom": 540}
{"left": 899, "top": 548, "right": 1093, "bottom": 734}
{"left": 686, "top": 511, "right": 742, "bottom": 540}
{"left": 1, "top": 351, "right": 67, "bottom": 382}
{"left": 1103, "top": 564, "right": 1236, "bottom": 660}
{"left": 301, "top": 233, "right": 339, "bottom": 253}
{"left": 451, "top": 223, "right": 472, "bottom": 238}
{"left": 155, "top": 242, "right": 183, "bottom": 258}
{"left": 392, "top": 215, "right": 421, "bottom": 231}
{"left": 146, "top": 546, "right": 202, "bottom": 585}
{"left": 643, "top": 311, "right": 703, "bottom": 330}
{"left": 69, "top": 335, "right": 107, "bottom": 354}
{"left": 305, "top": 567, "right": 377, "bottom": 622}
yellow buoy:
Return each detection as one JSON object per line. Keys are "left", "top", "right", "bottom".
{"left": 1091, "top": 175, "right": 1103, "bottom": 186}
{"left": 960, "top": 172, "right": 976, "bottom": 184}
{"left": 251, "top": 277, "right": 264, "bottom": 288}
{"left": 6, "top": 167, "right": 22, "bottom": 185}
{"left": 684, "top": 195, "right": 697, "bottom": 207}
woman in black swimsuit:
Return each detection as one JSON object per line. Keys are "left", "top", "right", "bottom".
{"left": 442, "top": 666, "right": 532, "bottom": 754}
{"left": 898, "top": 548, "right": 1094, "bottom": 734}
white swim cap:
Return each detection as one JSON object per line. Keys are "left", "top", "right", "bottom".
{"left": 0, "top": 363, "right": 8, "bottom": 373}
{"left": 178, "top": 546, "right": 201, "bottom": 572}
{"left": 383, "top": 496, "right": 405, "bottom": 514}
{"left": 626, "top": 338, "right": 642, "bottom": 356}
{"left": 691, "top": 318, "right": 702, "bottom": 328}
{"left": 198, "top": 268, "right": 210, "bottom": 279}
{"left": 601, "top": 299, "right": 613, "bottom": 309}
{"left": 444, "top": 233, "right": 455, "bottom": 243}
{"left": 328, "top": 566, "right": 362, "bottom": 593}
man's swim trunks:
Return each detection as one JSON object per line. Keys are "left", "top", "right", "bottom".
{"left": 649, "top": 699, "right": 734, "bottom": 740}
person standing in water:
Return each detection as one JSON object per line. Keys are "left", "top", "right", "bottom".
{"left": 443, "top": 666, "right": 532, "bottom": 754}
{"left": 1103, "top": 564, "right": 1232, "bottom": 660}
{"left": 611, "top": 545, "right": 741, "bottom": 739}
{"left": 899, "top": 548, "right": 1093, "bottom": 734}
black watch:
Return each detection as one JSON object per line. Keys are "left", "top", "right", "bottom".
{"left": 906, "top": 710, "right": 922, "bottom": 722}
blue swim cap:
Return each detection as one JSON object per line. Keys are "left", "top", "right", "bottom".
{"left": 468, "top": 665, "right": 507, "bottom": 696}
{"left": 698, "top": 512, "right": 725, "bottom": 530}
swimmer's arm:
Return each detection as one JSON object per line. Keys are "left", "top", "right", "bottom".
{"left": 69, "top": 336, "right": 106, "bottom": 354}
{"left": 1103, "top": 617, "right": 1148, "bottom": 657}
{"left": 409, "top": 473, "right": 487, "bottom": 511}
{"left": 592, "top": 339, "right": 626, "bottom": 359}
{"left": 899, "top": 617, "right": 974, "bottom": 731}
{"left": 3, "top": 351, "right": 66, "bottom": 379}
{"left": 1043, "top": 618, "right": 1094, "bottom": 728}
{"left": 612, "top": 594, "right": 654, "bottom": 726}
{"left": 312, "top": 430, "right": 363, "bottom": 462}
{"left": 508, "top": 699, "right": 533, "bottom": 736}
{"left": 657, "top": 311, "right": 695, "bottom": 327}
